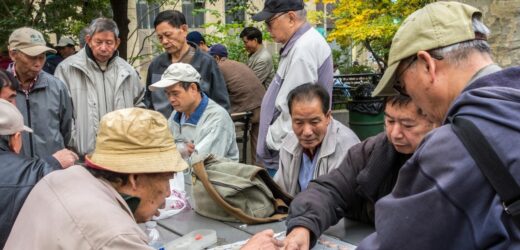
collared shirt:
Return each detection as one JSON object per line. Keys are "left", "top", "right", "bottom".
{"left": 10, "top": 63, "right": 38, "bottom": 95}
{"left": 298, "top": 147, "right": 321, "bottom": 191}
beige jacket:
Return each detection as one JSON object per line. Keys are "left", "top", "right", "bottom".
{"left": 274, "top": 119, "right": 360, "bottom": 196}
{"left": 55, "top": 48, "right": 145, "bottom": 156}
{"left": 5, "top": 165, "right": 153, "bottom": 250}
{"left": 247, "top": 45, "right": 275, "bottom": 89}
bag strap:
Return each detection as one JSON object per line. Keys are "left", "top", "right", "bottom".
{"left": 451, "top": 117, "right": 520, "bottom": 227}
{"left": 192, "top": 161, "right": 288, "bottom": 224}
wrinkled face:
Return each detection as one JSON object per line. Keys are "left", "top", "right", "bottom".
{"left": 242, "top": 37, "right": 258, "bottom": 54}
{"left": 291, "top": 99, "right": 331, "bottom": 152}
{"left": 164, "top": 83, "right": 198, "bottom": 114}
{"left": 397, "top": 55, "right": 448, "bottom": 124}
{"left": 133, "top": 172, "right": 173, "bottom": 223}
{"left": 10, "top": 50, "right": 45, "bottom": 80}
{"left": 86, "top": 31, "right": 120, "bottom": 63}
{"left": 155, "top": 22, "right": 188, "bottom": 56}
{"left": 265, "top": 12, "right": 291, "bottom": 44}
{"left": 384, "top": 101, "right": 434, "bottom": 154}
{"left": 0, "top": 87, "right": 16, "bottom": 105}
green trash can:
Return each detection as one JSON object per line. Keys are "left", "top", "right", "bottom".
{"left": 348, "top": 99, "right": 385, "bottom": 140}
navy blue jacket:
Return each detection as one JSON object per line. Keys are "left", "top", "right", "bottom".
{"left": 358, "top": 66, "right": 520, "bottom": 249}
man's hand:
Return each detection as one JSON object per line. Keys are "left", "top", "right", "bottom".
{"left": 52, "top": 149, "right": 78, "bottom": 168}
{"left": 283, "top": 227, "right": 310, "bottom": 250}
{"left": 241, "top": 229, "right": 284, "bottom": 250}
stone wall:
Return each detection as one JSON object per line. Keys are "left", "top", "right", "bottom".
{"left": 458, "top": 0, "right": 520, "bottom": 67}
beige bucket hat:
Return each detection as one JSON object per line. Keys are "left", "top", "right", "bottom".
{"left": 85, "top": 108, "right": 187, "bottom": 173}
{"left": 9, "top": 27, "right": 56, "bottom": 56}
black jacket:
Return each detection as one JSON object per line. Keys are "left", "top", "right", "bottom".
{"left": 144, "top": 42, "right": 230, "bottom": 117}
{"left": 0, "top": 141, "right": 61, "bottom": 248}
{"left": 285, "top": 132, "right": 410, "bottom": 247}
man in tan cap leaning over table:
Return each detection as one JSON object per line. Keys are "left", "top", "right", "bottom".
{"left": 5, "top": 108, "right": 188, "bottom": 249}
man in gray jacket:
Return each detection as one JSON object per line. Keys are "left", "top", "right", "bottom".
{"left": 274, "top": 84, "right": 359, "bottom": 195}
{"left": 145, "top": 10, "right": 230, "bottom": 118}
{"left": 239, "top": 27, "right": 275, "bottom": 89}
{"left": 7, "top": 27, "right": 74, "bottom": 161}
{"left": 55, "top": 18, "right": 145, "bottom": 159}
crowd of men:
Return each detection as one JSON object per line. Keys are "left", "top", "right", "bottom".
{"left": 1, "top": 0, "right": 519, "bottom": 249}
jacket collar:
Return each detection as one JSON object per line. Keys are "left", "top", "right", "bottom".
{"left": 85, "top": 44, "right": 118, "bottom": 70}
{"left": 280, "top": 22, "right": 311, "bottom": 57}
{"left": 173, "top": 92, "right": 209, "bottom": 125}
{"left": 0, "top": 140, "right": 10, "bottom": 152}
{"left": 159, "top": 41, "right": 200, "bottom": 69}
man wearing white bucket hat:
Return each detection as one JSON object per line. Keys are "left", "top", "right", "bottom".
{"left": 5, "top": 108, "right": 188, "bottom": 249}
{"left": 150, "top": 62, "right": 239, "bottom": 161}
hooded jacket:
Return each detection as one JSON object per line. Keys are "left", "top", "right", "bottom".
{"left": 55, "top": 47, "right": 145, "bottom": 157}
{"left": 358, "top": 65, "right": 520, "bottom": 249}
{"left": 0, "top": 140, "right": 60, "bottom": 248}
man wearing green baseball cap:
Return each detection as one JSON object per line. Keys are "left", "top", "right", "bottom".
{"left": 354, "top": 1, "right": 520, "bottom": 249}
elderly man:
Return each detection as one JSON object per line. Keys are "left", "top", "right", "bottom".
{"left": 0, "top": 99, "right": 67, "bottom": 248}
{"left": 150, "top": 63, "right": 238, "bottom": 161}
{"left": 145, "top": 10, "right": 230, "bottom": 117}
{"left": 274, "top": 84, "right": 359, "bottom": 195}
{"left": 7, "top": 27, "right": 74, "bottom": 161}
{"left": 350, "top": 2, "right": 520, "bottom": 249}
{"left": 239, "top": 26, "right": 275, "bottom": 89}
{"left": 5, "top": 108, "right": 188, "bottom": 249}
{"left": 253, "top": 0, "right": 334, "bottom": 173}
{"left": 55, "top": 18, "right": 145, "bottom": 159}
{"left": 243, "top": 94, "right": 436, "bottom": 249}
{"left": 209, "top": 44, "right": 265, "bottom": 165}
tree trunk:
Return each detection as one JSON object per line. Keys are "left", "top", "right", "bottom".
{"left": 110, "top": 0, "right": 129, "bottom": 60}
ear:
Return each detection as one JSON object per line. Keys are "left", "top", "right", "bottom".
{"left": 9, "top": 132, "right": 22, "bottom": 154}
{"left": 325, "top": 110, "right": 332, "bottom": 123}
{"left": 8, "top": 50, "right": 17, "bottom": 61}
{"left": 128, "top": 174, "right": 138, "bottom": 190}
{"left": 85, "top": 34, "right": 92, "bottom": 44}
{"left": 417, "top": 51, "right": 437, "bottom": 85}
{"left": 114, "top": 37, "right": 121, "bottom": 49}
{"left": 181, "top": 24, "right": 189, "bottom": 33}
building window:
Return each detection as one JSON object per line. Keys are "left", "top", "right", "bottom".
{"left": 225, "top": 0, "right": 245, "bottom": 24}
{"left": 316, "top": 2, "right": 335, "bottom": 30}
{"left": 136, "top": 0, "right": 160, "bottom": 29}
{"left": 183, "top": 0, "right": 204, "bottom": 28}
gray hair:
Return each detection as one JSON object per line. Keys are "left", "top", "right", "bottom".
{"left": 88, "top": 18, "right": 120, "bottom": 39}
{"left": 295, "top": 9, "right": 307, "bottom": 21}
{"left": 428, "top": 15, "right": 491, "bottom": 65}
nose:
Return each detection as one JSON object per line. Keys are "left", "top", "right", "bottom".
{"left": 390, "top": 124, "right": 404, "bottom": 140}
{"left": 302, "top": 124, "right": 313, "bottom": 137}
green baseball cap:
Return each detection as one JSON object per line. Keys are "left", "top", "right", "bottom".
{"left": 372, "top": 1, "right": 482, "bottom": 97}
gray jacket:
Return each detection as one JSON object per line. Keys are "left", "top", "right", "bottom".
{"left": 12, "top": 70, "right": 74, "bottom": 159}
{"left": 274, "top": 119, "right": 359, "bottom": 196}
{"left": 247, "top": 45, "right": 275, "bottom": 89}
{"left": 55, "top": 47, "right": 145, "bottom": 156}
{"left": 145, "top": 42, "right": 230, "bottom": 117}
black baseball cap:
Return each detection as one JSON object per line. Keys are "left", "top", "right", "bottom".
{"left": 252, "top": 0, "right": 304, "bottom": 21}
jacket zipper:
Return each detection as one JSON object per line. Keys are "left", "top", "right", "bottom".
{"left": 25, "top": 92, "right": 34, "bottom": 157}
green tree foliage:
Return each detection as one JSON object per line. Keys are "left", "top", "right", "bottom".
{"left": 327, "top": 0, "right": 433, "bottom": 72}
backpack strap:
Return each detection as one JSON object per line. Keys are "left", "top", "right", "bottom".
{"left": 451, "top": 116, "right": 520, "bottom": 227}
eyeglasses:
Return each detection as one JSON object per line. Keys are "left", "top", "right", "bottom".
{"left": 393, "top": 53, "right": 444, "bottom": 97}
{"left": 265, "top": 12, "right": 287, "bottom": 28}
{"left": 393, "top": 56, "right": 417, "bottom": 97}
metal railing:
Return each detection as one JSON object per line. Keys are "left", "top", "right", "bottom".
{"left": 332, "top": 73, "right": 382, "bottom": 110}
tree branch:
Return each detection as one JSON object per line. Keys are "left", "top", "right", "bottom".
{"left": 363, "top": 39, "right": 386, "bottom": 72}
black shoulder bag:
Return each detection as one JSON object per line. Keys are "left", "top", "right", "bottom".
{"left": 451, "top": 117, "right": 520, "bottom": 227}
